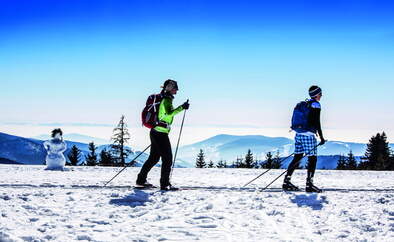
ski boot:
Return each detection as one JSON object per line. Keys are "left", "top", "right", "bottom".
{"left": 306, "top": 180, "right": 322, "bottom": 193}
{"left": 135, "top": 181, "right": 155, "bottom": 188}
{"left": 160, "top": 183, "right": 179, "bottom": 191}
{"left": 136, "top": 175, "right": 155, "bottom": 188}
{"left": 282, "top": 176, "right": 300, "bottom": 191}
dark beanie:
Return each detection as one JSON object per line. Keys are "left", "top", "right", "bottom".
{"left": 162, "top": 79, "right": 178, "bottom": 90}
{"left": 309, "top": 86, "right": 322, "bottom": 98}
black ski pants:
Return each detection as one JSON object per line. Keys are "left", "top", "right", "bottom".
{"left": 137, "top": 129, "right": 173, "bottom": 187}
{"left": 286, "top": 154, "right": 317, "bottom": 181}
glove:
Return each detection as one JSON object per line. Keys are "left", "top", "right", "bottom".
{"left": 319, "top": 139, "right": 326, "bottom": 146}
{"left": 182, "top": 101, "right": 190, "bottom": 110}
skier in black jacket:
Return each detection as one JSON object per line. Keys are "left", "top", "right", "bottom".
{"left": 283, "top": 85, "right": 326, "bottom": 193}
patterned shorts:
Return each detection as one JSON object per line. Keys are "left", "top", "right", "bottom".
{"left": 294, "top": 134, "right": 317, "bottom": 156}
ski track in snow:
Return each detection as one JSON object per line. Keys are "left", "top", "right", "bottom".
{"left": 0, "top": 165, "right": 394, "bottom": 241}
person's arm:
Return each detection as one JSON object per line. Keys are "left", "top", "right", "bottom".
{"left": 309, "top": 102, "right": 325, "bottom": 142}
{"left": 158, "top": 98, "right": 183, "bottom": 121}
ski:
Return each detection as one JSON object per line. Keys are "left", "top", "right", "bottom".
{"left": 2, "top": 183, "right": 392, "bottom": 193}
{"left": 133, "top": 185, "right": 158, "bottom": 190}
{"left": 132, "top": 186, "right": 182, "bottom": 192}
{"left": 178, "top": 186, "right": 394, "bottom": 193}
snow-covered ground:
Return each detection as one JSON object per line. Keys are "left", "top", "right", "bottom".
{"left": 1, "top": 165, "right": 394, "bottom": 241}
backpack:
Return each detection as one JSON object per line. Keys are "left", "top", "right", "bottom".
{"left": 291, "top": 100, "right": 315, "bottom": 133}
{"left": 141, "top": 94, "right": 163, "bottom": 129}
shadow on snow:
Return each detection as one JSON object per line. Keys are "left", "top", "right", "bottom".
{"left": 109, "top": 189, "right": 152, "bottom": 207}
{"left": 290, "top": 194, "right": 328, "bottom": 210}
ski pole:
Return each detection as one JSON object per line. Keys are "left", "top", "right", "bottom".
{"left": 170, "top": 99, "right": 188, "bottom": 181}
{"left": 242, "top": 151, "right": 296, "bottom": 188}
{"left": 103, "top": 144, "right": 151, "bottom": 187}
{"left": 260, "top": 143, "right": 321, "bottom": 191}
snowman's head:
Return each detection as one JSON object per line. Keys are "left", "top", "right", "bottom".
{"left": 51, "top": 128, "right": 63, "bottom": 140}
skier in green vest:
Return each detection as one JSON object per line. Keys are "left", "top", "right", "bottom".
{"left": 137, "top": 79, "right": 189, "bottom": 190}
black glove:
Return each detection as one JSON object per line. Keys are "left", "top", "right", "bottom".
{"left": 319, "top": 139, "right": 326, "bottom": 146}
{"left": 182, "top": 101, "right": 190, "bottom": 110}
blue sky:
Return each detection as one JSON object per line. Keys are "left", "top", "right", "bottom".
{"left": 1, "top": 0, "right": 393, "bottom": 147}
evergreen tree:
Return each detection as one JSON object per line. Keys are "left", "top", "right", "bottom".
{"left": 388, "top": 155, "right": 394, "bottom": 170}
{"left": 358, "top": 157, "right": 369, "bottom": 170}
{"left": 254, "top": 158, "right": 260, "bottom": 168}
{"left": 208, "top": 160, "right": 214, "bottom": 168}
{"left": 216, "top": 160, "right": 227, "bottom": 168}
{"left": 99, "top": 149, "right": 114, "bottom": 166}
{"left": 85, "top": 142, "right": 98, "bottom": 166}
{"left": 272, "top": 151, "right": 282, "bottom": 169}
{"left": 195, "top": 149, "right": 206, "bottom": 168}
{"left": 262, "top": 152, "right": 274, "bottom": 169}
{"left": 362, "top": 132, "right": 391, "bottom": 170}
{"left": 244, "top": 149, "right": 255, "bottom": 168}
{"left": 346, "top": 150, "right": 358, "bottom": 170}
{"left": 235, "top": 157, "right": 244, "bottom": 168}
{"left": 111, "top": 115, "right": 132, "bottom": 166}
{"left": 336, "top": 154, "right": 347, "bottom": 170}
{"left": 67, "top": 145, "right": 82, "bottom": 166}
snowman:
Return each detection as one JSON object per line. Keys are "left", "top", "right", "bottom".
{"left": 44, "top": 129, "right": 67, "bottom": 170}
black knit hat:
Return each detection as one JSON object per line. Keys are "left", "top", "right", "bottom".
{"left": 162, "top": 79, "right": 178, "bottom": 90}
{"left": 309, "top": 85, "right": 322, "bottom": 98}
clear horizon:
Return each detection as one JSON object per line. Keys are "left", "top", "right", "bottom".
{"left": 1, "top": 122, "right": 392, "bottom": 151}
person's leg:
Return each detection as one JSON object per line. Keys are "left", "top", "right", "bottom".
{"left": 306, "top": 156, "right": 317, "bottom": 182}
{"left": 305, "top": 135, "right": 318, "bottom": 183}
{"left": 305, "top": 136, "right": 321, "bottom": 192}
{"left": 137, "top": 129, "right": 161, "bottom": 184}
{"left": 284, "top": 134, "right": 305, "bottom": 182}
{"left": 156, "top": 133, "right": 173, "bottom": 188}
{"left": 285, "top": 153, "right": 304, "bottom": 178}
{"left": 305, "top": 155, "right": 321, "bottom": 192}
{"left": 282, "top": 153, "right": 303, "bottom": 190}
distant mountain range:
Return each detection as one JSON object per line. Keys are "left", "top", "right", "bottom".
{"left": 32, "top": 133, "right": 110, "bottom": 145}
{"left": 176, "top": 134, "right": 394, "bottom": 169}
{"left": 1, "top": 132, "right": 393, "bottom": 169}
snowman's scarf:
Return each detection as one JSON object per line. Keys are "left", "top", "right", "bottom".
{"left": 51, "top": 138, "right": 63, "bottom": 144}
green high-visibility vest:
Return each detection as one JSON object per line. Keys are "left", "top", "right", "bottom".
{"left": 154, "top": 96, "right": 184, "bottom": 134}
